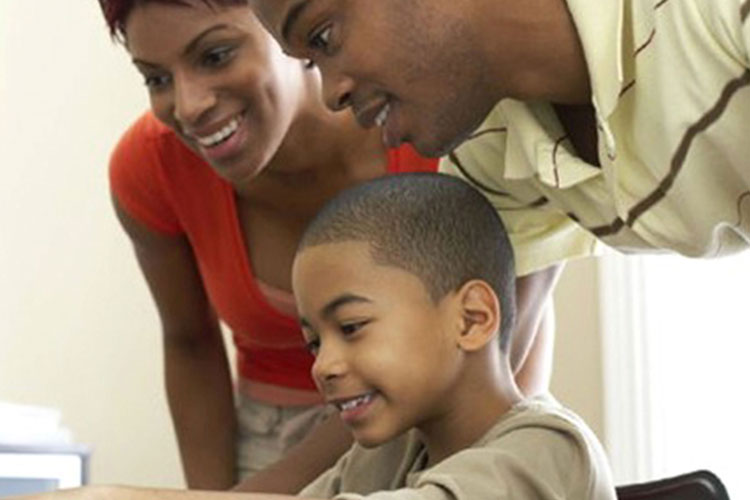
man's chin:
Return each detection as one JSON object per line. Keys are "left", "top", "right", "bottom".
{"left": 410, "top": 131, "right": 469, "bottom": 158}
{"left": 406, "top": 124, "right": 471, "bottom": 158}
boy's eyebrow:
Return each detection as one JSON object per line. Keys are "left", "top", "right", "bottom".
{"left": 299, "top": 293, "right": 372, "bottom": 328}
{"left": 281, "top": 0, "right": 310, "bottom": 43}
{"left": 321, "top": 294, "right": 372, "bottom": 318}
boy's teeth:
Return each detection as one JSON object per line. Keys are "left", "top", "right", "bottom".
{"left": 374, "top": 104, "right": 390, "bottom": 127}
{"left": 196, "top": 115, "right": 241, "bottom": 147}
{"left": 338, "top": 393, "right": 373, "bottom": 411}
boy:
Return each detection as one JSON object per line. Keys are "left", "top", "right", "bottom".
{"left": 289, "top": 172, "right": 615, "bottom": 499}
{"left": 19, "top": 173, "right": 614, "bottom": 500}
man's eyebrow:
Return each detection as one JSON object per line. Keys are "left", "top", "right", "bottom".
{"left": 281, "top": 0, "right": 310, "bottom": 43}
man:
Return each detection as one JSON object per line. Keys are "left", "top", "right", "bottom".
{"left": 250, "top": 0, "right": 750, "bottom": 277}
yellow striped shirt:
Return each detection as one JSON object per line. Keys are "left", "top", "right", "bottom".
{"left": 440, "top": 0, "right": 750, "bottom": 275}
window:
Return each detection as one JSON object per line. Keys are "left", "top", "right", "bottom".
{"left": 600, "top": 251, "right": 750, "bottom": 498}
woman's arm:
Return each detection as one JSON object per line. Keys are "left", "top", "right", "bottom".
{"left": 233, "top": 413, "right": 352, "bottom": 493}
{"left": 114, "top": 200, "right": 237, "bottom": 490}
{"left": 18, "top": 486, "right": 307, "bottom": 500}
{"left": 510, "top": 264, "right": 564, "bottom": 397}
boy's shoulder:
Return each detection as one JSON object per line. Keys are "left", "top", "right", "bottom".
{"left": 304, "top": 395, "right": 615, "bottom": 500}
{"left": 421, "top": 394, "right": 614, "bottom": 499}
{"left": 478, "top": 394, "right": 603, "bottom": 451}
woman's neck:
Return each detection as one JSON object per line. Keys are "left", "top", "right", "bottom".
{"left": 236, "top": 100, "right": 387, "bottom": 205}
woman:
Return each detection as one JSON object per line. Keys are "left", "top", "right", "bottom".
{"left": 97, "top": 0, "right": 559, "bottom": 493}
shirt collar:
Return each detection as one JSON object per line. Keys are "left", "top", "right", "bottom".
{"left": 565, "top": 0, "right": 625, "bottom": 118}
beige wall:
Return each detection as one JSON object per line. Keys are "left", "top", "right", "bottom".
{"left": 0, "top": 1, "right": 606, "bottom": 488}
{"left": 0, "top": 0, "right": 183, "bottom": 488}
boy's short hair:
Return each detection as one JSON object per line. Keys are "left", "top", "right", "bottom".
{"left": 299, "top": 173, "right": 516, "bottom": 350}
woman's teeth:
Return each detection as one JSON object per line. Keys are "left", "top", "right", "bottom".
{"left": 374, "top": 103, "right": 390, "bottom": 127}
{"left": 338, "top": 393, "right": 374, "bottom": 412}
{"left": 196, "top": 114, "right": 241, "bottom": 147}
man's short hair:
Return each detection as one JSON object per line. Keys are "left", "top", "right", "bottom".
{"left": 299, "top": 172, "right": 517, "bottom": 350}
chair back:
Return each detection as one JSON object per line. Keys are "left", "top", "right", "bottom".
{"left": 616, "top": 470, "right": 729, "bottom": 500}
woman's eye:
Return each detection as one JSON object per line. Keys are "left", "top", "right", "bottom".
{"left": 308, "top": 24, "right": 332, "bottom": 51}
{"left": 203, "top": 46, "right": 235, "bottom": 67}
{"left": 143, "top": 74, "right": 171, "bottom": 91}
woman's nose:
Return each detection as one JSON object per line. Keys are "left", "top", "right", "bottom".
{"left": 172, "top": 73, "right": 216, "bottom": 127}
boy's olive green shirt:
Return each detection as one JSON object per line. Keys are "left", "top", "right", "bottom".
{"left": 441, "top": 0, "right": 750, "bottom": 276}
{"left": 301, "top": 396, "right": 615, "bottom": 500}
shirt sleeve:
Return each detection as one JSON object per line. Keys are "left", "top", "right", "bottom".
{"left": 741, "top": 0, "right": 750, "bottom": 66}
{"left": 302, "top": 435, "right": 420, "bottom": 498}
{"left": 333, "top": 426, "right": 612, "bottom": 500}
{"left": 108, "top": 113, "right": 183, "bottom": 235}
{"left": 438, "top": 113, "right": 598, "bottom": 276}
{"left": 300, "top": 452, "right": 349, "bottom": 498}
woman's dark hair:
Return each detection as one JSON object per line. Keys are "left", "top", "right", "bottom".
{"left": 98, "top": 0, "right": 248, "bottom": 41}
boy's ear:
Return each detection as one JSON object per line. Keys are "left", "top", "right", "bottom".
{"left": 453, "top": 280, "right": 501, "bottom": 352}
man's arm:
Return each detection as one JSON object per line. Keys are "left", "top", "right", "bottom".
{"left": 510, "top": 264, "right": 564, "bottom": 397}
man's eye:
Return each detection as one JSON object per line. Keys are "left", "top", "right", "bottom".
{"left": 143, "top": 74, "right": 171, "bottom": 91}
{"left": 203, "top": 46, "right": 235, "bottom": 67}
{"left": 305, "top": 338, "right": 321, "bottom": 356}
{"left": 307, "top": 24, "right": 332, "bottom": 51}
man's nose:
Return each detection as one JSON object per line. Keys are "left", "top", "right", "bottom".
{"left": 320, "top": 67, "right": 355, "bottom": 112}
{"left": 172, "top": 73, "right": 216, "bottom": 127}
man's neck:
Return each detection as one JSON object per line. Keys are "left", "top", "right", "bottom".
{"left": 476, "top": 0, "right": 591, "bottom": 104}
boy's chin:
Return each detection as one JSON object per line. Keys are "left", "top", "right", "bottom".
{"left": 353, "top": 426, "right": 407, "bottom": 449}
{"left": 353, "top": 432, "right": 389, "bottom": 449}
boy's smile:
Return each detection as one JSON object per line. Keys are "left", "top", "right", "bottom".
{"left": 292, "top": 241, "right": 465, "bottom": 449}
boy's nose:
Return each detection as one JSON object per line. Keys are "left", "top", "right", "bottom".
{"left": 311, "top": 345, "right": 347, "bottom": 386}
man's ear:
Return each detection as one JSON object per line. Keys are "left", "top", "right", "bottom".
{"left": 454, "top": 280, "right": 501, "bottom": 352}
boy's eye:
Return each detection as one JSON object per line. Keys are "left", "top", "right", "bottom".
{"left": 340, "top": 320, "right": 368, "bottom": 336}
{"left": 202, "top": 46, "right": 235, "bottom": 67}
{"left": 305, "top": 338, "right": 321, "bottom": 356}
{"left": 307, "top": 24, "right": 332, "bottom": 52}
{"left": 143, "top": 74, "right": 171, "bottom": 91}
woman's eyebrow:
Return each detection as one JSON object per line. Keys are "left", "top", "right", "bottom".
{"left": 183, "top": 24, "right": 232, "bottom": 56}
{"left": 130, "top": 24, "right": 230, "bottom": 68}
